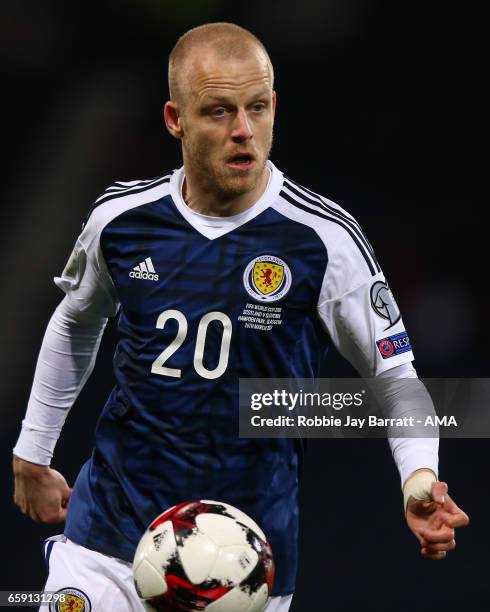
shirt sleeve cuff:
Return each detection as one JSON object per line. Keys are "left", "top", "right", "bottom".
{"left": 397, "top": 446, "right": 439, "bottom": 487}
{"left": 13, "top": 421, "right": 58, "bottom": 466}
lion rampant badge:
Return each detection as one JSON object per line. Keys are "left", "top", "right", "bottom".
{"left": 243, "top": 255, "right": 292, "bottom": 302}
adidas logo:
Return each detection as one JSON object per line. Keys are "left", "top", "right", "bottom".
{"left": 129, "top": 257, "right": 159, "bottom": 281}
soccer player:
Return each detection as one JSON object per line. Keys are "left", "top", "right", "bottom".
{"left": 12, "top": 22, "right": 468, "bottom": 612}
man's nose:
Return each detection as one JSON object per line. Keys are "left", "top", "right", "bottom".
{"left": 231, "top": 109, "right": 253, "bottom": 142}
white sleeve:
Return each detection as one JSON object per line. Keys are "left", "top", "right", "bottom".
{"left": 316, "top": 227, "right": 437, "bottom": 487}
{"left": 317, "top": 229, "right": 414, "bottom": 377}
{"left": 13, "top": 297, "right": 107, "bottom": 465}
{"left": 377, "top": 363, "right": 439, "bottom": 486}
{"left": 13, "top": 215, "right": 119, "bottom": 465}
{"left": 53, "top": 233, "right": 118, "bottom": 318}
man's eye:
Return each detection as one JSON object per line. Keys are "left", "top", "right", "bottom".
{"left": 252, "top": 103, "right": 266, "bottom": 112}
{"left": 211, "top": 107, "right": 226, "bottom": 117}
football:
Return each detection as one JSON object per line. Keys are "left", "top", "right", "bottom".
{"left": 133, "top": 500, "right": 275, "bottom": 611}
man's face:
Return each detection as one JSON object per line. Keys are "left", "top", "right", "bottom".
{"left": 176, "top": 48, "right": 275, "bottom": 200}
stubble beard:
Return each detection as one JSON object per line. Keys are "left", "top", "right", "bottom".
{"left": 184, "top": 132, "right": 273, "bottom": 201}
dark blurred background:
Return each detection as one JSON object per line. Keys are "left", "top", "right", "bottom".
{"left": 1, "top": 1, "right": 488, "bottom": 610}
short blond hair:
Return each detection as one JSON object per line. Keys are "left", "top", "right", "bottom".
{"left": 168, "top": 22, "right": 274, "bottom": 106}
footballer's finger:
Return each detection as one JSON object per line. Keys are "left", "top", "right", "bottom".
{"left": 43, "top": 512, "right": 66, "bottom": 524}
{"left": 434, "top": 510, "right": 469, "bottom": 528}
{"left": 421, "top": 539, "right": 456, "bottom": 552}
{"left": 421, "top": 548, "right": 447, "bottom": 560}
{"left": 419, "top": 526, "right": 454, "bottom": 543}
{"left": 31, "top": 510, "right": 43, "bottom": 524}
{"left": 13, "top": 491, "right": 25, "bottom": 510}
{"left": 430, "top": 481, "right": 448, "bottom": 504}
{"left": 33, "top": 507, "right": 65, "bottom": 524}
{"left": 448, "top": 510, "right": 470, "bottom": 528}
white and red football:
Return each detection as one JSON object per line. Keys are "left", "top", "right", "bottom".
{"left": 133, "top": 500, "right": 275, "bottom": 611}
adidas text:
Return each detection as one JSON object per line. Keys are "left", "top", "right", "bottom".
{"left": 129, "top": 271, "right": 159, "bottom": 281}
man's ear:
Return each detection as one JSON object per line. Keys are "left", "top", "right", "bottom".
{"left": 272, "top": 90, "right": 277, "bottom": 118}
{"left": 164, "top": 101, "right": 184, "bottom": 140}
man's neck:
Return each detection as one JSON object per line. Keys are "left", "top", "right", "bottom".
{"left": 182, "top": 166, "right": 270, "bottom": 217}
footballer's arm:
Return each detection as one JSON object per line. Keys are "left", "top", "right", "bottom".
{"left": 314, "top": 214, "right": 469, "bottom": 558}
{"left": 13, "top": 210, "right": 118, "bottom": 524}
{"left": 13, "top": 297, "right": 108, "bottom": 523}
{"left": 371, "top": 365, "right": 469, "bottom": 558}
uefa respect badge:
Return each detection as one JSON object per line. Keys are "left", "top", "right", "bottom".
{"left": 376, "top": 331, "right": 412, "bottom": 359}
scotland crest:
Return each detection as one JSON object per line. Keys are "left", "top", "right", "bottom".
{"left": 243, "top": 255, "right": 292, "bottom": 302}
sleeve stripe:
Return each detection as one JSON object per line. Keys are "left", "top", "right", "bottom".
{"left": 279, "top": 189, "right": 379, "bottom": 277}
{"left": 95, "top": 174, "right": 172, "bottom": 205}
{"left": 84, "top": 175, "right": 172, "bottom": 225}
{"left": 104, "top": 176, "right": 165, "bottom": 193}
{"left": 284, "top": 178, "right": 380, "bottom": 269}
{"left": 95, "top": 176, "right": 170, "bottom": 206}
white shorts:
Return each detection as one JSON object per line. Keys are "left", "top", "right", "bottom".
{"left": 42, "top": 535, "right": 293, "bottom": 612}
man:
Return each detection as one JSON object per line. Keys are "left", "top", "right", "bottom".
{"left": 13, "top": 22, "right": 468, "bottom": 612}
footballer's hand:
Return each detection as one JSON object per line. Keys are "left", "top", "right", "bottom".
{"left": 12, "top": 455, "right": 72, "bottom": 524}
{"left": 406, "top": 481, "right": 469, "bottom": 560}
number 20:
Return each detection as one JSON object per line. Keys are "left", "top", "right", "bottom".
{"left": 151, "top": 309, "right": 232, "bottom": 380}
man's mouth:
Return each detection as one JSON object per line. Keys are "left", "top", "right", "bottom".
{"left": 226, "top": 153, "right": 256, "bottom": 170}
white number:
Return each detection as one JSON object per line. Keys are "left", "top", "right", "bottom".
{"left": 194, "top": 312, "right": 232, "bottom": 379}
{"left": 151, "top": 310, "right": 232, "bottom": 379}
{"left": 151, "top": 310, "right": 187, "bottom": 378}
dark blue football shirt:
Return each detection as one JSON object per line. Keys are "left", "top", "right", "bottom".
{"left": 57, "top": 162, "right": 412, "bottom": 595}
